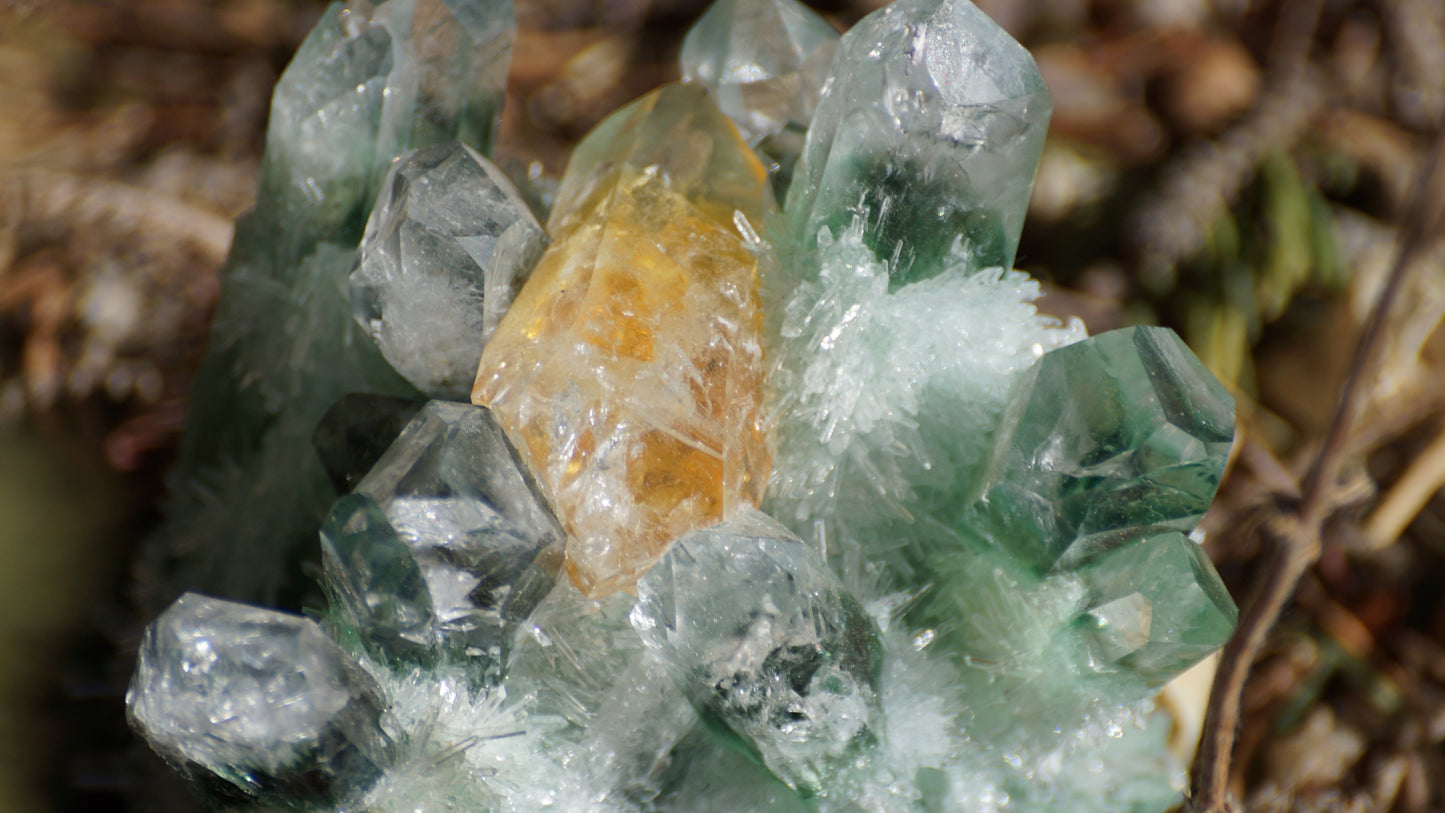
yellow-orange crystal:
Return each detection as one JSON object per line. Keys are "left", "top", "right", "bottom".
{"left": 473, "top": 83, "right": 774, "bottom": 596}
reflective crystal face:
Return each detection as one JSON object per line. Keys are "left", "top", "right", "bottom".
{"left": 351, "top": 141, "right": 546, "bottom": 398}
{"left": 681, "top": 0, "right": 839, "bottom": 191}
{"left": 320, "top": 401, "right": 564, "bottom": 677}
{"left": 474, "top": 83, "right": 775, "bottom": 597}
{"left": 964, "top": 326, "right": 1235, "bottom": 572}
{"left": 312, "top": 393, "right": 425, "bottom": 493}
{"left": 1075, "top": 531, "right": 1238, "bottom": 685}
{"left": 632, "top": 509, "right": 884, "bottom": 794}
{"left": 784, "top": 0, "right": 1051, "bottom": 282}
{"left": 126, "top": 594, "right": 391, "bottom": 807}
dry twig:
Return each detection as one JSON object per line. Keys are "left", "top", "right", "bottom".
{"left": 1187, "top": 121, "right": 1445, "bottom": 812}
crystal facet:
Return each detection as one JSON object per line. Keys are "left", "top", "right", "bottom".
{"left": 680, "top": 0, "right": 839, "bottom": 191}
{"left": 320, "top": 401, "right": 564, "bottom": 675}
{"left": 351, "top": 142, "right": 546, "bottom": 398}
{"left": 1075, "top": 531, "right": 1238, "bottom": 684}
{"left": 964, "top": 326, "right": 1235, "bottom": 572}
{"left": 473, "top": 83, "right": 775, "bottom": 596}
{"left": 312, "top": 393, "right": 425, "bottom": 493}
{"left": 784, "top": 0, "right": 1051, "bottom": 281}
{"left": 127, "top": 594, "right": 391, "bottom": 807}
{"left": 632, "top": 509, "right": 884, "bottom": 794}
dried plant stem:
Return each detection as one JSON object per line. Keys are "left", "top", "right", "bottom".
{"left": 1362, "top": 425, "right": 1445, "bottom": 550}
{"left": 1187, "top": 125, "right": 1445, "bottom": 812}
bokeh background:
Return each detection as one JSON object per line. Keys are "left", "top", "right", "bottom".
{"left": 2, "top": 0, "right": 1443, "bottom": 810}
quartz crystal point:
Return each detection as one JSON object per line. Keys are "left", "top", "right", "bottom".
{"left": 320, "top": 401, "right": 564, "bottom": 676}
{"left": 127, "top": 593, "right": 391, "bottom": 807}
{"left": 146, "top": 0, "right": 516, "bottom": 610}
{"left": 1075, "top": 531, "right": 1238, "bottom": 685}
{"left": 474, "top": 83, "right": 775, "bottom": 596}
{"left": 964, "top": 325, "right": 1235, "bottom": 572}
{"left": 351, "top": 142, "right": 546, "bottom": 399}
{"left": 680, "top": 0, "right": 839, "bottom": 192}
{"left": 784, "top": 0, "right": 1051, "bottom": 281}
{"left": 632, "top": 509, "right": 884, "bottom": 795}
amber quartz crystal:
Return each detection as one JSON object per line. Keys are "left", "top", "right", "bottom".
{"left": 473, "top": 84, "right": 774, "bottom": 596}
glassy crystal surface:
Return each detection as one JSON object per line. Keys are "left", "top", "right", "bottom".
{"left": 1075, "top": 531, "right": 1238, "bottom": 685}
{"left": 144, "top": 0, "right": 516, "bottom": 612}
{"left": 127, "top": 593, "right": 391, "bottom": 807}
{"left": 680, "top": 0, "right": 839, "bottom": 192}
{"left": 351, "top": 142, "right": 546, "bottom": 398}
{"left": 784, "top": 0, "right": 1051, "bottom": 282}
{"left": 632, "top": 509, "right": 884, "bottom": 794}
{"left": 320, "top": 401, "right": 564, "bottom": 675}
{"left": 963, "top": 325, "right": 1235, "bottom": 572}
{"left": 313, "top": 393, "right": 425, "bottom": 493}
{"left": 474, "top": 83, "right": 775, "bottom": 596}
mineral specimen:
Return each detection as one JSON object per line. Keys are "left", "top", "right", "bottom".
{"left": 130, "top": 0, "right": 1246, "bottom": 809}
{"left": 473, "top": 82, "right": 775, "bottom": 596}
{"left": 632, "top": 509, "right": 883, "bottom": 794}
{"left": 351, "top": 141, "right": 546, "bottom": 399}
{"left": 680, "top": 0, "right": 839, "bottom": 192}
{"left": 144, "top": 0, "right": 515, "bottom": 610}
{"left": 320, "top": 401, "right": 564, "bottom": 675}
{"left": 127, "top": 593, "right": 392, "bottom": 807}
{"left": 784, "top": 0, "right": 1052, "bottom": 281}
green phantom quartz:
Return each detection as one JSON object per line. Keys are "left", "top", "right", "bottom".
{"left": 632, "top": 509, "right": 884, "bottom": 796}
{"left": 962, "top": 325, "right": 1235, "bottom": 572}
{"left": 144, "top": 0, "right": 516, "bottom": 611}
{"left": 784, "top": 0, "right": 1051, "bottom": 282}
{"left": 320, "top": 401, "right": 563, "bottom": 678}
{"left": 1075, "top": 531, "right": 1239, "bottom": 685}
{"left": 680, "top": 0, "right": 839, "bottom": 194}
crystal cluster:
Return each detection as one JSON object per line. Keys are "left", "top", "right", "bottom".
{"left": 129, "top": 0, "right": 1240, "bottom": 809}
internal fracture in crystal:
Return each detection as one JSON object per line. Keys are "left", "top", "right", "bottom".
{"left": 351, "top": 141, "right": 546, "bottom": 399}
{"left": 680, "top": 0, "right": 839, "bottom": 192}
{"left": 127, "top": 594, "right": 392, "bottom": 807}
{"left": 784, "top": 0, "right": 1051, "bottom": 281}
{"left": 474, "top": 82, "right": 774, "bottom": 596}
{"left": 320, "top": 401, "right": 564, "bottom": 675}
{"left": 633, "top": 509, "right": 884, "bottom": 794}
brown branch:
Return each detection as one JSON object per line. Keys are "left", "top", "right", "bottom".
{"left": 1187, "top": 122, "right": 1445, "bottom": 812}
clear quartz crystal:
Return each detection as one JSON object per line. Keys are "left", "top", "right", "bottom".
{"left": 320, "top": 401, "right": 564, "bottom": 676}
{"left": 680, "top": 0, "right": 839, "bottom": 190}
{"left": 784, "top": 0, "right": 1051, "bottom": 282}
{"left": 312, "top": 393, "right": 425, "bottom": 493}
{"left": 126, "top": 593, "right": 391, "bottom": 807}
{"left": 632, "top": 509, "right": 884, "bottom": 795}
{"left": 351, "top": 142, "right": 546, "bottom": 399}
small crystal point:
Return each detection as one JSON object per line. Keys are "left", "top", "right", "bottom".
{"left": 968, "top": 325, "right": 1235, "bottom": 572}
{"left": 633, "top": 509, "right": 884, "bottom": 795}
{"left": 681, "top": 0, "right": 839, "bottom": 192}
{"left": 474, "top": 83, "right": 775, "bottom": 596}
{"left": 126, "top": 594, "right": 391, "bottom": 807}
{"left": 351, "top": 141, "right": 547, "bottom": 399}
{"left": 784, "top": 0, "right": 1051, "bottom": 282}
{"left": 1075, "top": 531, "right": 1238, "bottom": 684}
{"left": 321, "top": 401, "right": 564, "bottom": 676}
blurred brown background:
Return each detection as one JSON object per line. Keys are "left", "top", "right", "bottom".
{"left": 2, "top": 0, "right": 1443, "bottom": 810}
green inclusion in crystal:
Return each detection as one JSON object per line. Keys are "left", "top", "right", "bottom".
{"left": 784, "top": 0, "right": 1051, "bottom": 283}
{"left": 964, "top": 325, "right": 1235, "bottom": 573}
{"left": 1075, "top": 531, "right": 1238, "bottom": 685}
{"left": 680, "top": 0, "right": 839, "bottom": 194}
